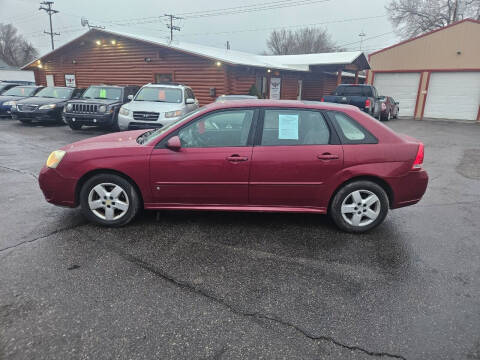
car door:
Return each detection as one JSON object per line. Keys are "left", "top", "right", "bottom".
{"left": 149, "top": 108, "right": 256, "bottom": 206}
{"left": 249, "top": 108, "right": 343, "bottom": 209}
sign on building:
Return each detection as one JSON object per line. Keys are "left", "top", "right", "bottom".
{"left": 65, "top": 74, "right": 76, "bottom": 87}
{"left": 269, "top": 77, "right": 281, "bottom": 100}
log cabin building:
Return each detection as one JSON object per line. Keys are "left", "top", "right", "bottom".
{"left": 22, "top": 28, "right": 368, "bottom": 105}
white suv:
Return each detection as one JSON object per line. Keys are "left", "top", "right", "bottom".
{"left": 118, "top": 83, "right": 198, "bottom": 130}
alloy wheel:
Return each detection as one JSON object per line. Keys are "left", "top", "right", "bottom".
{"left": 340, "top": 189, "right": 381, "bottom": 227}
{"left": 88, "top": 183, "right": 130, "bottom": 221}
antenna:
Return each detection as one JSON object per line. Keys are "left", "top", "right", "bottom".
{"left": 80, "top": 17, "right": 105, "bottom": 30}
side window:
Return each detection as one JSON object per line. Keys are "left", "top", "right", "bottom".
{"left": 186, "top": 88, "right": 195, "bottom": 99}
{"left": 261, "top": 109, "right": 330, "bottom": 146}
{"left": 329, "top": 111, "right": 377, "bottom": 144}
{"left": 178, "top": 109, "right": 254, "bottom": 148}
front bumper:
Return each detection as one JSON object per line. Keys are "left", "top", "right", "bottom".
{"left": 38, "top": 166, "right": 77, "bottom": 207}
{"left": 64, "top": 112, "right": 114, "bottom": 127}
{"left": 118, "top": 113, "right": 179, "bottom": 131}
{"left": 12, "top": 109, "right": 60, "bottom": 122}
{"left": 389, "top": 169, "right": 429, "bottom": 209}
{"left": 0, "top": 105, "right": 13, "bottom": 117}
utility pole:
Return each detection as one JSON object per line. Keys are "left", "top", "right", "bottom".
{"left": 164, "top": 14, "right": 182, "bottom": 41}
{"left": 39, "top": 1, "right": 59, "bottom": 50}
{"left": 226, "top": 41, "right": 230, "bottom": 50}
{"left": 358, "top": 31, "right": 366, "bottom": 51}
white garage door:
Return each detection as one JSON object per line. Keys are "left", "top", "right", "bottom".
{"left": 374, "top": 73, "right": 421, "bottom": 117}
{"left": 424, "top": 72, "right": 480, "bottom": 121}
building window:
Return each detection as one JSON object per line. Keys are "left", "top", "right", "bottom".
{"left": 155, "top": 73, "right": 172, "bottom": 83}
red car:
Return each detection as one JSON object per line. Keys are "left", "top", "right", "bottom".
{"left": 39, "top": 100, "right": 428, "bottom": 233}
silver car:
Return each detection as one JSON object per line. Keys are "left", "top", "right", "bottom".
{"left": 118, "top": 83, "right": 198, "bottom": 130}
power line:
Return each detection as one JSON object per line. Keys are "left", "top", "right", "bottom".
{"left": 178, "top": 14, "right": 387, "bottom": 38}
{"left": 39, "top": 1, "right": 59, "bottom": 50}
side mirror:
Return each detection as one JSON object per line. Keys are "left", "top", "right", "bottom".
{"left": 395, "top": 102, "right": 399, "bottom": 105}
{"left": 185, "top": 98, "right": 195, "bottom": 104}
{"left": 166, "top": 136, "right": 181, "bottom": 151}
{"left": 127, "top": 94, "right": 134, "bottom": 101}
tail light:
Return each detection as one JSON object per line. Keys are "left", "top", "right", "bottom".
{"left": 320, "top": 97, "right": 324, "bottom": 102}
{"left": 365, "top": 99, "right": 371, "bottom": 108}
{"left": 412, "top": 143, "right": 424, "bottom": 170}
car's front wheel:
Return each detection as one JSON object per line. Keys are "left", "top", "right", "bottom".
{"left": 330, "top": 180, "right": 389, "bottom": 233}
{"left": 80, "top": 173, "right": 140, "bottom": 226}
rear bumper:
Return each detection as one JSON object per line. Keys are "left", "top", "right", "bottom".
{"left": 64, "top": 112, "right": 114, "bottom": 126}
{"left": 38, "top": 166, "right": 77, "bottom": 207}
{"left": 389, "top": 169, "right": 429, "bottom": 209}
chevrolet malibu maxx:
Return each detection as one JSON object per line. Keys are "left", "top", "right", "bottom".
{"left": 39, "top": 100, "right": 428, "bottom": 233}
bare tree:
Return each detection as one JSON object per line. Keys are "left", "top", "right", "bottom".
{"left": 267, "top": 27, "right": 337, "bottom": 55}
{"left": 0, "top": 23, "right": 38, "bottom": 68}
{"left": 387, "top": 0, "right": 480, "bottom": 39}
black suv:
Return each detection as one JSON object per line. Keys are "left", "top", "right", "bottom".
{"left": 12, "top": 87, "right": 84, "bottom": 124}
{"left": 63, "top": 85, "right": 139, "bottom": 130}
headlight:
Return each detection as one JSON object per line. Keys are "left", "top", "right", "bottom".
{"left": 98, "top": 105, "right": 107, "bottom": 113}
{"left": 3, "top": 101, "right": 16, "bottom": 106}
{"left": 39, "top": 104, "right": 56, "bottom": 110}
{"left": 66, "top": 103, "right": 73, "bottom": 111}
{"left": 119, "top": 107, "right": 129, "bottom": 116}
{"left": 165, "top": 110, "right": 183, "bottom": 118}
{"left": 46, "top": 150, "right": 66, "bottom": 169}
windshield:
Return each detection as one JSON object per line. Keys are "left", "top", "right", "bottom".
{"left": 3, "top": 86, "right": 37, "bottom": 97}
{"left": 138, "top": 108, "right": 203, "bottom": 145}
{"left": 82, "top": 86, "right": 122, "bottom": 100}
{"left": 334, "top": 86, "right": 373, "bottom": 97}
{"left": 35, "top": 87, "right": 73, "bottom": 99}
{"left": 135, "top": 87, "right": 183, "bottom": 103}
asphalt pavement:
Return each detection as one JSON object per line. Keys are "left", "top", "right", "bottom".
{"left": 0, "top": 117, "right": 479, "bottom": 360}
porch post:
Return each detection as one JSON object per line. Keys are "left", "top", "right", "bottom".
{"left": 354, "top": 70, "right": 359, "bottom": 84}
{"left": 336, "top": 69, "right": 342, "bottom": 86}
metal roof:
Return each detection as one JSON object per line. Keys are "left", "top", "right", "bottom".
{"left": 23, "top": 28, "right": 370, "bottom": 72}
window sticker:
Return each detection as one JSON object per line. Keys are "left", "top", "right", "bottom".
{"left": 158, "top": 90, "right": 166, "bottom": 100}
{"left": 99, "top": 88, "right": 107, "bottom": 98}
{"left": 278, "top": 114, "right": 299, "bottom": 140}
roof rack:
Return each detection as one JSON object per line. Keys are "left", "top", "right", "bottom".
{"left": 149, "top": 82, "right": 186, "bottom": 86}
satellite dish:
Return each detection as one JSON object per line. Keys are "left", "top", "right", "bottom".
{"left": 81, "top": 17, "right": 89, "bottom": 27}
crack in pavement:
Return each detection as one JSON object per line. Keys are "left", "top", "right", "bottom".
{"left": 0, "top": 222, "right": 86, "bottom": 254}
{"left": 80, "top": 230, "right": 405, "bottom": 360}
{"left": 0, "top": 164, "right": 38, "bottom": 180}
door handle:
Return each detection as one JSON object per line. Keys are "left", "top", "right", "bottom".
{"left": 317, "top": 153, "right": 339, "bottom": 160}
{"left": 226, "top": 154, "right": 249, "bottom": 162}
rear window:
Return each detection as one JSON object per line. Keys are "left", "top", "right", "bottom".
{"left": 334, "top": 86, "right": 373, "bottom": 97}
{"left": 328, "top": 111, "right": 377, "bottom": 144}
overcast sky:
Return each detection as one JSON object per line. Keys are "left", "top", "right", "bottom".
{"left": 0, "top": 0, "right": 399, "bottom": 57}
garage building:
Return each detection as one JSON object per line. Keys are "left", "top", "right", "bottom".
{"left": 367, "top": 19, "right": 480, "bottom": 121}
{"left": 22, "top": 28, "right": 368, "bottom": 105}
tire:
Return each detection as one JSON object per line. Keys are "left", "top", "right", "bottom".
{"left": 79, "top": 173, "right": 141, "bottom": 227}
{"left": 69, "top": 122, "right": 82, "bottom": 130}
{"left": 329, "top": 180, "right": 389, "bottom": 233}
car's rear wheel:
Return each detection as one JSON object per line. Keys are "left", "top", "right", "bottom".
{"left": 330, "top": 181, "right": 389, "bottom": 233}
{"left": 80, "top": 173, "right": 140, "bottom": 226}
{"left": 69, "top": 122, "right": 82, "bottom": 130}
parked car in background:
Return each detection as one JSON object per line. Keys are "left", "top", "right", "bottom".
{"left": 39, "top": 100, "right": 428, "bottom": 233}
{"left": 0, "top": 82, "right": 21, "bottom": 95}
{"left": 63, "top": 85, "right": 139, "bottom": 130}
{"left": 216, "top": 94, "right": 258, "bottom": 101}
{"left": 378, "top": 96, "right": 399, "bottom": 121}
{"left": 0, "top": 85, "right": 44, "bottom": 117}
{"left": 118, "top": 83, "right": 199, "bottom": 130}
{"left": 321, "top": 84, "right": 381, "bottom": 118}
{"left": 12, "top": 87, "right": 84, "bottom": 124}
